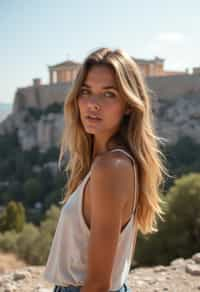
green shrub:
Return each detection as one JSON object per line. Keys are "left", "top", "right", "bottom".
{"left": 14, "top": 205, "right": 60, "bottom": 265}
{"left": 31, "top": 204, "right": 60, "bottom": 264}
{"left": 40, "top": 204, "right": 60, "bottom": 230}
{"left": 44, "top": 102, "right": 63, "bottom": 114}
{"left": 0, "top": 201, "right": 26, "bottom": 233}
{"left": 164, "top": 172, "right": 200, "bottom": 258}
{"left": 40, "top": 146, "right": 59, "bottom": 164}
{"left": 15, "top": 223, "right": 40, "bottom": 263}
{"left": 134, "top": 173, "right": 200, "bottom": 267}
{"left": 23, "top": 178, "right": 42, "bottom": 206}
{"left": 28, "top": 231, "right": 52, "bottom": 265}
{"left": 27, "top": 107, "right": 42, "bottom": 120}
{"left": 26, "top": 102, "right": 63, "bottom": 121}
{"left": 0, "top": 131, "right": 19, "bottom": 159}
{"left": 0, "top": 230, "right": 19, "bottom": 253}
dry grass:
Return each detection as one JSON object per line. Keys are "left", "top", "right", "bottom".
{"left": 0, "top": 251, "right": 27, "bottom": 274}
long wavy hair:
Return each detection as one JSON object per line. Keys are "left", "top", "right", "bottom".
{"left": 58, "top": 47, "right": 170, "bottom": 235}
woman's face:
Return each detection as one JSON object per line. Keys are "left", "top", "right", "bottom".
{"left": 77, "top": 65, "right": 130, "bottom": 139}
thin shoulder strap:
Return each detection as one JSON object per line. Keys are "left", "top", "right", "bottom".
{"left": 110, "top": 148, "right": 135, "bottom": 163}
{"left": 110, "top": 148, "right": 138, "bottom": 216}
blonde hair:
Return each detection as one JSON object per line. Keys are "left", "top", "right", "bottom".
{"left": 58, "top": 47, "right": 170, "bottom": 235}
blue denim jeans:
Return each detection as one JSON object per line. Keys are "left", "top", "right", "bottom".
{"left": 53, "top": 282, "right": 131, "bottom": 291}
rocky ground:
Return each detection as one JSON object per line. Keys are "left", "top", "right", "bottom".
{"left": 0, "top": 253, "right": 26, "bottom": 274}
{"left": 0, "top": 252, "right": 200, "bottom": 292}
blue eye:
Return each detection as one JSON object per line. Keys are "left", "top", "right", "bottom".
{"left": 79, "top": 89, "right": 90, "bottom": 96}
{"left": 104, "top": 91, "right": 116, "bottom": 97}
{"left": 79, "top": 89, "right": 116, "bottom": 98}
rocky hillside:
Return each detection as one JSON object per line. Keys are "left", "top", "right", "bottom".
{"left": 0, "top": 74, "right": 200, "bottom": 152}
{"left": 0, "top": 252, "right": 200, "bottom": 291}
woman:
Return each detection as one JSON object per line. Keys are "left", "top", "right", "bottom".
{"left": 43, "top": 47, "right": 169, "bottom": 292}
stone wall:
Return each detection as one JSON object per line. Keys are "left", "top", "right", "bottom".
{"left": 13, "top": 82, "right": 72, "bottom": 114}
{"left": 0, "top": 74, "right": 200, "bottom": 152}
{"left": 147, "top": 74, "right": 200, "bottom": 100}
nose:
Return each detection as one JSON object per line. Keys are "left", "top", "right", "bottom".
{"left": 87, "top": 94, "right": 101, "bottom": 110}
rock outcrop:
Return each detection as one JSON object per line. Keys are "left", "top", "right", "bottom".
{"left": 0, "top": 74, "right": 200, "bottom": 152}
{"left": 0, "top": 111, "right": 64, "bottom": 152}
{"left": 0, "top": 252, "right": 200, "bottom": 291}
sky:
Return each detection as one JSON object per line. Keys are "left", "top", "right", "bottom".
{"left": 0, "top": 0, "right": 199, "bottom": 104}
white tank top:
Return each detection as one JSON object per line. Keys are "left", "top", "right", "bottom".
{"left": 43, "top": 149, "right": 138, "bottom": 291}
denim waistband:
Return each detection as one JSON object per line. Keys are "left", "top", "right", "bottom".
{"left": 53, "top": 282, "right": 130, "bottom": 292}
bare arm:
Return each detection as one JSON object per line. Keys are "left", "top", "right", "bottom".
{"left": 80, "top": 154, "right": 134, "bottom": 292}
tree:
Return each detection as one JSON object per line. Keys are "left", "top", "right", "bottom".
{"left": 0, "top": 200, "right": 26, "bottom": 233}
{"left": 165, "top": 172, "right": 200, "bottom": 258}
{"left": 134, "top": 173, "right": 200, "bottom": 266}
{"left": 23, "top": 178, "right": 42, "bottom": 206}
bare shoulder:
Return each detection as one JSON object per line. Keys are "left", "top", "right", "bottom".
{"left": 92, "top": 150, "right": 134, "bottom": 177}
{"left": 90, "top": 150, "right": 134, "bottom": 205}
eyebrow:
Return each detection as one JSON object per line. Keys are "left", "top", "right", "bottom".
{"left": 81, "top": 83, "right": 118, "bottom": 91}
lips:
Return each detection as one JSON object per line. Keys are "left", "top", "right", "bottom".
{"left": 85, "top": 113, "right": 102, "bottom": 120}
{"left": 86, "top": 116, "right": 101, "bottom": 121}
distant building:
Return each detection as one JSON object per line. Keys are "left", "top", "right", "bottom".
{"left": 48, "top": 60, "right": 81, "bottom": 84}
{"left": 134, "top": 57, "right": 165, "bottom": 77}
{"left": 48, "top": 56, "right": 186, "bottom": 84}
{"left": 134, "top": 56, "right": 186, "bottom": 77}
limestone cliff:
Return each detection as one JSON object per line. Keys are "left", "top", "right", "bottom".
{"left": 0, "top": 74, "right": 200, "bottom": 152}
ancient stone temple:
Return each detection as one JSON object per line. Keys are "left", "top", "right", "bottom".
{"left": 48, "top": 60, "right": 81, "bottom": 84}
{"left": 48, "top": 56, "right": 186, "bottom": 84}
{"left": 133, "top": 57, "right": 186, "bottom": 77}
